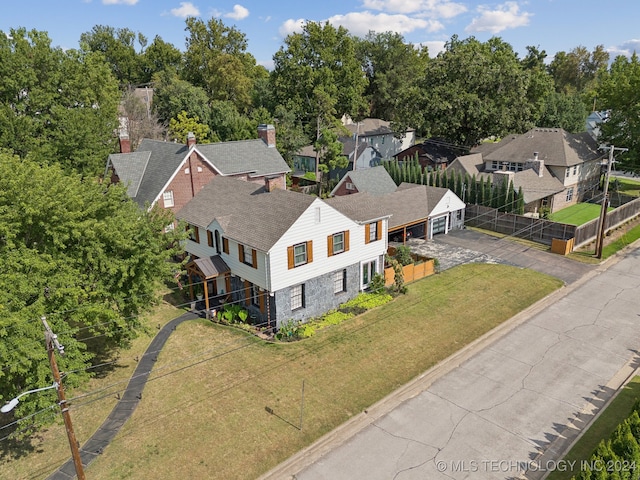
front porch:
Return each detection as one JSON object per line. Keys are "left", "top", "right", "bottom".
{"left": 185, "top": 255, "right": 232, "bottom": 316}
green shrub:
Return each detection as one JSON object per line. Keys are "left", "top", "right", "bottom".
{"left": 341, "top": 292, "right": 393, "bottom": 310}
{"left": 394, "top": 245, "right": 414, "bottom": 266}
{"left": 369, "top": 272, "right": 386, "bottom": 293}
{"left": 275, "top": 319, "right": 300, "bottom": 341}
{"left": 318, "top": 310, "right": 353, "bottom": 327}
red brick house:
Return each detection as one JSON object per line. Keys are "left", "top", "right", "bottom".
{"left": 105, "top": 124, "right": 290, "bottom": 223}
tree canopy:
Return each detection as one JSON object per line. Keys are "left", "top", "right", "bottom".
{"left": 0, "top": 28, "right": 120, "bottom": 177}
{"left": 0, "top": 153, "right": 184, "bottom": 421}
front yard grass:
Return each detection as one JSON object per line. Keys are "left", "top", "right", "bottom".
{"left": 549, "top": 203, "right": 613, "bottom": 226}
{"left": 546, "top": 376, "right": 640, "bottom": 480}
{"left": 1, "top": 264, "right": 562, "bottom": 480}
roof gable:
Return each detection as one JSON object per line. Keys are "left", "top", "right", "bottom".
{"left": 196, "top": 139, "right": 289, "bottom": 177}
{"left": 176, "top": 176, "right": 315, "bottom": 252}
{"left": 108, "top": 151, "right": 151, "bottom": 198}
{"left": 331, "top": 165, "right": 397, "bottom": 196}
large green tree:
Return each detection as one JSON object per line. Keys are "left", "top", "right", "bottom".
{"left": 183, "top": 17, "right": 258, "bottom": 113}
{"left": 152, "top": 69, "right": 211, "bottom": 126}
{"left": 358, "top": 31, "right": 429, "bottom": 131}
{"left": 548, "top": 45, "right": 609, "bottom": 95}
{"left": 418, "top": 36, "right": 534, "bottom": 146}
{"left": 271, "top": 21, "right": 368, "bottom": 128}
{"left": 80, "top": 25, "right": 147, "bottom": 86}
{"left": 597, "top": 53, "right": 640, "bottom": 172}
{"left": 0, "top": 153, "right": 184, "bottom": 423}
{"left": 0, "top": 28, "right": 120, "bottom": 177}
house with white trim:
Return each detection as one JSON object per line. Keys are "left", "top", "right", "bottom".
{"left": 104, "top": 125, "right": 290, "bottom": 223}
{"left": 176, "top": 176, "right": 390, "bottom": 329}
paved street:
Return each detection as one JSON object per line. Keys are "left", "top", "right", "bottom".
{"left": 262, "top": 244, "right": 640, "bottom": 480}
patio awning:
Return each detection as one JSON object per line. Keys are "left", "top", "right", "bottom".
{"left": 189, "top": 255, "right": 230, "bottom": 279}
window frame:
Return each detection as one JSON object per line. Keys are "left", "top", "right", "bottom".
{"left": 334, "top": 269, "right": 347, "bottom": 294}
{"left": 162, "top": 190, "right": 175, "bottom": 208}
{"left": 294, "top": 243, "right": 307, "bottom": 266}
{"left": 566, "top": 187, "right": 574, "bottom": 202}
{"left": 291, "top": 284, "right": 304, "bottom": 310}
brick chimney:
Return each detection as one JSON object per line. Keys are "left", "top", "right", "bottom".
{"left": 119, "top": 134, "right": 131, "bottom": 154}
{"left": 258, "top": 124, "right": 276, "bottom": 147}
{"left": 187, "top": 132, "right": 196, "bottom": 149}
{"left": 264, "top": 175, "right": 281, "bottom": 192}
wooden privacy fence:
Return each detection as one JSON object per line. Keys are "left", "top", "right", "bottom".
{"left": 574, "top": 196, "right": 640, "bottom": 248}
{"left": 464, "top": 204, "right": 576, "bottom": 245}
{"left": 384, "top": 258, "right": 435, "bottom": 286}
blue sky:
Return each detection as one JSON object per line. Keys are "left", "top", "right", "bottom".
{"left": 2, "top": 0, "right": 639, "bottom": 70}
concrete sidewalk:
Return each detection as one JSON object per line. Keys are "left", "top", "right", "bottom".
{"left": 261, "top": 244, "right": 640, "bottom": 480}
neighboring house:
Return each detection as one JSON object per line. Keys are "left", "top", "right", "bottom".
{"left": 586, "top": 110, "right": 609, "bottom": 141}
{"left": 105, "top": 124, "right": 290, "bottom": 223}
{"left": 176, "top": 176, "right": 390, "bottom": 329}
{"left": 328, "top": 183, "right": 465, "bottom": 244}
{"left": 448, "top": 153, "right": 566, "bottom": 213}
{"left": 330, "top": 165, "right": 398, "bottom": 197}
{"left": 395, "top": 138, "right": 461, "bottom": 171}
{"left": 292, "top": 138, "right": 382, "bottom": 182}
{"left": 292, "top": 117, "right": 416, "bottom": 181}
{"left": 342, "top": 116, "right": 415, "bottom": 160}
{"left": 449, "top": 128, "right": 604, "bottom": 213}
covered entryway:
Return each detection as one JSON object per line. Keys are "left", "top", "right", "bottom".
{"left": 185, "top": 255, "right": 231, "bottom": 315}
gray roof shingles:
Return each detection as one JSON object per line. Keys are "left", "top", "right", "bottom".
{"left": 176, "top": 176, "right": 315, "bottom": 252}
{"left": 110, "top": 138, "right": 290, "bottom": 208}
{"left": 339, "top": 165, "right": 398, "bottom": 196}
{"left": 324, "top": 192, "right": 391, "bottom": 223}
{"left": 482, "top": 128, "right": 603, "bottom": 167}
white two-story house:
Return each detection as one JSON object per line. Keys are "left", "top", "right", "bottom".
{"left": 176, "top": 176, "right": 390, "bottom": 329}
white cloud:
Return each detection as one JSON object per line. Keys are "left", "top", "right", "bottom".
{"left": 279, "top": 11, "right": 441, "bottom": 40}
{"left": 102, "top": 0, "right": 139, "bottom": 4}
{"left": 418, "top": 40, "right": 446, "bottom": 57}
{"left": 327, "top": 11, "right": 442, "bottom": 37}
{"left": 224, "top": 4, "right": 250, "bottom": 21}
{"left": 607, "top": 39, "right": 640, "bottom": 59}
{"left": 170, "top": 2, "right": 200, "bottom": 18}
{"left": 362, "top": 0, "right": 467, "bottom": 18}
{"left": 465, "top": 2, "right": 531, "bottom": 34}
{"left": 279, "top": 18, "right": 306, "bottom": 38}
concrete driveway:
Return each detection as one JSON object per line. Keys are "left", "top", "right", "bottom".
{"left": 408, "top": 229, "right": 594, "bottom": 284}
{"left": 262, "top": 245, "right": 640, "bottom": 480}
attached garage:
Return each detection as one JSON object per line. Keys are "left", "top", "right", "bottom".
{"left": 430, "top": 215, "right": 447, "bottom": 236}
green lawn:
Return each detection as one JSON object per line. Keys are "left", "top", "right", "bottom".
{"left": 546, "top": 376, "right": 640, "bottom": 480}
{"left": 611, "top": 176, "right": 640, "bottom": 197}
{"left": 0, "top": 264, "right": 562, "bottom": 480}
{"left": 549, "top": 203, "right": 612, "bottom": 226}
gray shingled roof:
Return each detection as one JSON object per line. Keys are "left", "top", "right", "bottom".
{"left": 512, "top": 168, "right": 565, "bottom": 204}
{"left": 108, "top": 138, "right": 289, "bottom": 208}
{"left": 382, "top": 184, "right": 449, "bottom": 229}
{"left": 447, "top": 153, "right": 485, "bottom": 177}
{"left": 107, "top": 151, "right": 150, "bottom": 198}
{"left": 483, "top": 128, "right": 603, "bottom": 167}
{"left": 196, "top": 139, "right": 289, "bottom": 177}
{"left": 176, "top": 176, "right": 315, "bottom": 252}
{"left": 332, "top": 165, "right": 398, "bottom": 196}
{"left": 324, "top": 192, "right": 391, "bottom": 223}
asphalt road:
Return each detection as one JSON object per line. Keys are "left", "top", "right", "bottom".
{"left": 262, "top": 243, "right": 640, "bottom": 480}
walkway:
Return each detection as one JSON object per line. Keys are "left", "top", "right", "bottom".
{"left": 262, "top": 244, "right": 640, "bottom": 480}
{"left": 47, "top": 310, "right": 201, "bottom": 480}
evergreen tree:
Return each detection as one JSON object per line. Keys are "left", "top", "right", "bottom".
{"left": 516, "top": 186, "right": 525, "bottom": 214}
{"left": 484, "top": 177, "right": 493, "bottom": 207}
{"left": 478, "top": 177, "right": 485, "bottom": 205}
{"left": 469, "top": 174, "right": 478, "bottom": 204}
{"left": 506, "top": 180, "right": 515, "bottom": 213}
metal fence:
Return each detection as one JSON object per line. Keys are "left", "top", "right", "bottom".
{"left": 465, "top": 205, "right": 576, "bottom": 245}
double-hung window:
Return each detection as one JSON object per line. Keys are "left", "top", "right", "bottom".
{"left": 291, "top": 284, "right": 304, "bottom": 310}
{"left": 288, "top": 241, "right": 313, "bottom": 269}
{"left": 163, "top": 190, "right": 174, "bottom": 208}
{"left": 328, "top": 231, "right": 349, "bottom": 256}
{"left": 334, "top": 270, "right": 347, "bottom": 293}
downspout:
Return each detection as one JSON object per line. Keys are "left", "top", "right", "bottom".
{"left": 265, "top": 251, "right": 272, "bottom": 330}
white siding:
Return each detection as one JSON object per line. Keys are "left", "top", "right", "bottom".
{"left": 268, "top": 199, "right": 388, "bottom": 291}
{"left": 430, "top": 190, "right": 466, "bottom": 217}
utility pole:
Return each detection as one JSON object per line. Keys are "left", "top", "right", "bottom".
{"left": 42, "top": 317, "right": 86, "bottom": 480}
{"left": 595, "top": 145, "right": 627, "bottom": 258}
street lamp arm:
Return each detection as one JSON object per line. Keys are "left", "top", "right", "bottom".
{"left": 1, "top": 382, "right": 59, "bottom": 413}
